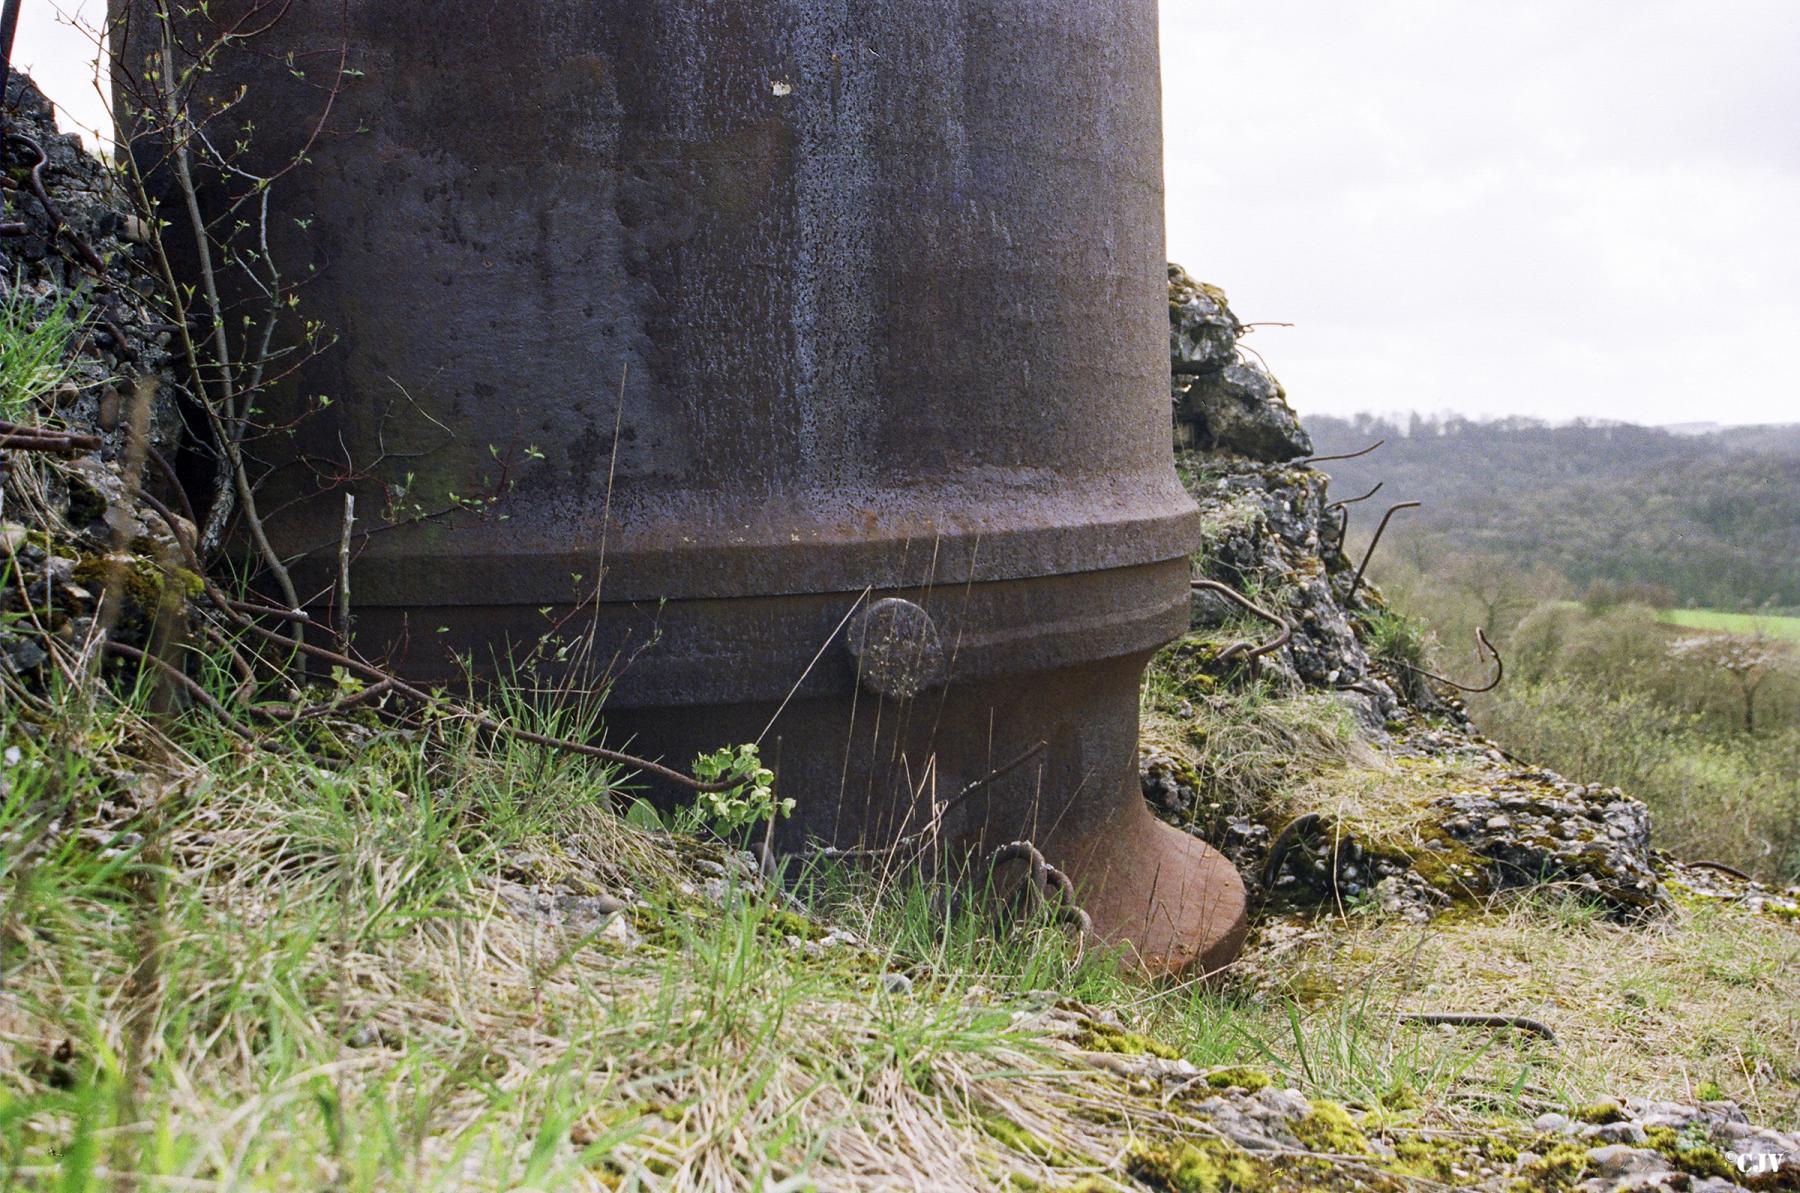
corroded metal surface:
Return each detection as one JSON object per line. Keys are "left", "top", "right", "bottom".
{"left": 118, "top": 0, "right": 1247, "bottom": 973}
{"left": 845, "top": 598, "right": 944, "bottom": 700}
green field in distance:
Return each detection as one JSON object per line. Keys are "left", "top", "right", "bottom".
{"left": 1659, "top": 608, "right": 1800, "bottom": 640}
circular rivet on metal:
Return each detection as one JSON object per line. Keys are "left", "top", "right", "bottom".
{"left": 844, "top": 597, "right": 946, "bottom": 700}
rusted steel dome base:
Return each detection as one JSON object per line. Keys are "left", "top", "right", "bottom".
{"left": 118, "top": 0, "right": 1248, "bottom": 975}
{"left": 350, "top": 562, "right": 1246, "bottom": 974}
{"left": 594, "top": 677, "right": 1247, "bottom": 975}
{"left": 1055, "top": 796, "right": 1249, "bottom": 975}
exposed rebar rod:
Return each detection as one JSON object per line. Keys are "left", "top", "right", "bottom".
{"left": 1388, "top": 626, "right": 1504, "bottom": 694}
{"left": 1191, "top": 579, "right": 1292, "bottom": 663}
{"left": 1399, "top": 1012, "right": 1557, "bottom": 1044}
{"left": 1302, "top": 438, "right": 1385, "bottom": 466}
{"left": 1325, "top": 481, "right": 1385, "bottom": 512}
{"left": 1325, "top": 480, "right": 1384, "bottom": 548}
{"left": 1347, "top": 500, "right": 1420, "bottom": 601}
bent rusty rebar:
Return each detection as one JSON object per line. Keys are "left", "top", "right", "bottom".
{"left": 1684, "top": 858, "right": 1753, "bottom": 882}
{"left": 1325, "top": 481, "right": 1384, "bottom": 513}
{"left": 1325, "top": 480, "right": 1384, "bottom": 548}
{"left": 989, "top": 839, "right": 1092, "bottom": 937}
{"left": 1400, "top": 1011, "right": 1557, "bottom": 1044}
{"left": 1347, "top": 500, "right": 1420, "bottom": 601}
{"left": 5, "top": 133, "right": 109, "bottom": 276}
{"left": 1302, "top": 438, "right": 1385, "bottom": 466}
{"left": 0, "top": 420, "right": 103, "bottom": 454}
{"left": 1387, "top": 626, "right": 1504, "bottom": 694}
{"left": 1191, "top": 579, "right": 1292, "bottom": 663}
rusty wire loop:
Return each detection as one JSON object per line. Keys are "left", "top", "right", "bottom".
{"left": 1386, "top": 626, "right": 1504, "bottom": 694}
{"left": 1190, "top": 579, "right": 1292, "bottom": 663}
{"left": 1301, "top": 438, "right": 1385, "bottom": 466}
{"left": 1347, "top": 500, "right": 1420, "bottom": 601}
{"left": 989, "top": 839, "right": 1092, "bottom": 938}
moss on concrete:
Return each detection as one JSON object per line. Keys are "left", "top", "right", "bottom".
{"left": 1202, "top": 1066, "right": 1272, "bottom": 1093}
{"left": 1125, "top": 1138, "right": 1265, "bottom": 1192}
{"left": 1079, "top": 1019, "right": 1182, "bottom": 1060}
{"left": 1291, "top": 1099, "right": 1369, "bottom": 1155}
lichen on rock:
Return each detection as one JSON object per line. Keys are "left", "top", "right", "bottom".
{"left": 1168, "top": 265, "right": 1312, "bottom": 462}
{"left": 1146, "top": 263, "right": 1673, "bottom": 925}
{"left": 2, "top": 70, "right": 181, "bottom": 456}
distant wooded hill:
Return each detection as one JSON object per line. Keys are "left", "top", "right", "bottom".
{"left": 1304, "top": 414, "right": 1800, "bottom": 612}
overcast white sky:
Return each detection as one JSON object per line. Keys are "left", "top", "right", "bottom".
{"left": 1161, "top": 1, "right": 1800, "bottom": 426}
{"left": 14, "top": 2, "right": 1799, "bottom": 426}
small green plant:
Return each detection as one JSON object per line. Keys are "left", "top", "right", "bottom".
{"left": 0, "top": 286, "right": 81, "bottom": 422}
{"left": 687, "top": 743, "right": 792, "bottom": 835}
{"left": 1364, "top": 606, "right": 1430, "bottom": 672}
{"left": 1364, "top": 606, "right": 1437, "bottom": 704}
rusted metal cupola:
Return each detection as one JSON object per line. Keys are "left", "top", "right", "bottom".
{"left": 117, "top": 0, "right": 1248, "bottom": 973}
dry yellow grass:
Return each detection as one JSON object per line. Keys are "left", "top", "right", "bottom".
{"left": 6, "top": 631, "right": 1797, "bottom": 1188}
{"left": 1231, "top": 888, "right": 1800, "bottom": 1125}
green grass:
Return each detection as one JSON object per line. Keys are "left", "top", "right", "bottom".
{"left": 6, "top": 617, "right": 1800, "bottom": 1188}
{"left": 1659, "top": 608, "right": 1800, "bottom": 640}
{"left": 0, "top": 664, "right": 1057, "bottom": 1190}
{"left": 3, "top": 427, "right": 1794, "bottom": 1186}
{"left": 0, "top": 287, "right": 82, "bottom": 423}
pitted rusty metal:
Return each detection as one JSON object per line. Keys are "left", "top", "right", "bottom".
{"left": 120, "top": 0, "right": 1247, "bottom": 974}
{"left": 846, "top": 597, "right": 946, "bottom": 700}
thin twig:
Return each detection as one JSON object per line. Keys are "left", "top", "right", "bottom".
{"left": 128, "top": 494, "right": 754, "bottom": 793}
{"left": 1348, "top": 501, "right": 1420, "bottom": 600}
{"left": 146, "top": 444, "right": 199, "bottom": 529}
{"left": 246, "top": 677, "right": 395, "bottom": 722}
{"left": 103, "top": 640, "right": 255, "bottom": 739}
{"left": 223, "top": 614, "right": 745, "bottom": 792}
{"left": 150, "top": 18, "right": 301, "bottom": 626}
{"left": 335, "top": 492, "right": 354, "bottom": 645}
{"left": 814, "top": 741, "right": 1049, "bottom": 862}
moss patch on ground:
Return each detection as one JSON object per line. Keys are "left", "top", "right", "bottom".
{"left": 1125, "top": 1139, "right": 1269, "bottom": 1193}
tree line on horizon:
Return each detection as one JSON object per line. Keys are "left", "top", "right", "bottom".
{"left": 1306, "top": 413, "right": 1800, "bottom": 613}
